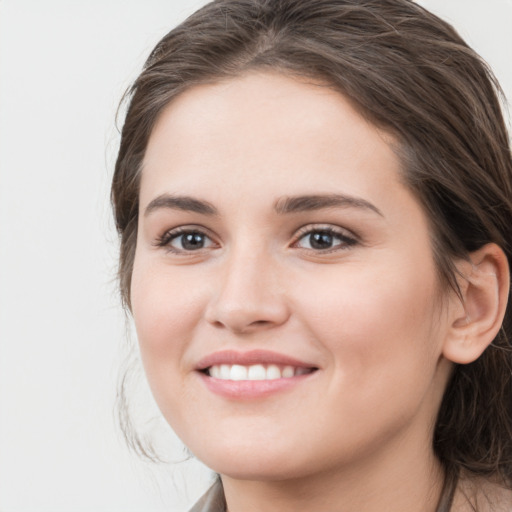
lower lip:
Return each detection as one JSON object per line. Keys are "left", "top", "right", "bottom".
{"left": 198, "top": 371, "right": 316, "bottom": 399}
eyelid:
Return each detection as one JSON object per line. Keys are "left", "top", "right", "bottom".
{"left": 153, "top": 223, "right": 359, "bottom": 255}
{"left": 154, "top": 224, "right": 220, "bottom": 254}
{"left": 291, "top": 224, "right": 359, "bottom": 252}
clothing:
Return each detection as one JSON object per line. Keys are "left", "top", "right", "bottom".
{"left": 189, "top": 479, "right": 226, "bottom": 512}
{"left": 189, "top": 474, "right": 457, "bottom": 512}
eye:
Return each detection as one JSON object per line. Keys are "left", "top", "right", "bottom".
{"left": 156, "top": 228, "right": 216, "bottom": 253}
{"left": 294, "top": 227, "right": 357, "bottom": 252}
{"left": 172, "top": 231, "right": 213, "bottom": 251}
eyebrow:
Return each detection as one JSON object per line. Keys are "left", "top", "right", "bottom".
{"left": 144, "top": 194, "right": 218, "bottom": 216}
{"left": 143, "top": 192, "right": 383, "bottom": 218}
{"left": 274, "top": 194, "right": 383, "bottom": 216}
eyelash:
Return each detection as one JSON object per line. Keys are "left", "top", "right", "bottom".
{"left": 291, "top": 225, "right": 358, "bottom": 253}
{"left": 154, "top": 226, "right": 217, "bottom": 254}
{"left": 155, "top": 225, "right": 359, "bottom": 255}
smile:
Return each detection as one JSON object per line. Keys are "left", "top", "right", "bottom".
{"left": 207, "top": 364, "right": 315, "bottom": 381}
{"left": 196, "top": 349, "right": 319, "bottom": 398}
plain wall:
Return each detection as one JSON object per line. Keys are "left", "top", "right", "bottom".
{"left": 0, "top": 1, "right": 511, "bottom": 511}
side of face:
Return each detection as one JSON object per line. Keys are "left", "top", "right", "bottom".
{"left": 130, "top": 71, "right": 460, "bottom": 480}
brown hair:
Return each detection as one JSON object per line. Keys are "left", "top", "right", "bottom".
{"left": 112, "top": 0, "right": 512, "bottom": 486}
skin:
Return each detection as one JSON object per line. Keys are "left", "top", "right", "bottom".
{"left": 131, "top": 72, "right": 502, "bottom": 511}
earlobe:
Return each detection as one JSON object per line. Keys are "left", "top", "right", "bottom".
{"left": 443, "top": 243, "right": 510, "bottom": 365}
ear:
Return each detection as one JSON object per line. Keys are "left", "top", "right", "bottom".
{"left": 443, "top": 243, "right": 510, "bottom": 364}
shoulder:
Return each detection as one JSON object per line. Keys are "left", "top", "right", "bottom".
{"left": 451, "top": 473, "right": 512, "bottom": 512}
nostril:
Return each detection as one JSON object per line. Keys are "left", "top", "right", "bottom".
{"left": 209, "top": 317, "right": 274, "bottom": 334}
{"left": 251, "top": 320, "right": 271, "bottom": 326}
{"left": 204, "top": 291, "right": 290, "bottom": 333}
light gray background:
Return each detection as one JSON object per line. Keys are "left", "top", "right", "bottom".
{"left": 0, "top": 1, "right": 511, "bottom": 511}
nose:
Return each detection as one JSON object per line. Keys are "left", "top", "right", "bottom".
{"left": 204, "top": 248, "right": 290, "bottom": 334}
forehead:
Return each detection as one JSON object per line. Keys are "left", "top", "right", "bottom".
{"left": 140, "top": 71, "right": 407, "bottom": 215}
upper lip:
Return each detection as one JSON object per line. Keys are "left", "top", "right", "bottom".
{"left": 195, "top": 349, "right": 318, "bottom": 371}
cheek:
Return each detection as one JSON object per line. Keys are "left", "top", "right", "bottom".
{"left": 294, "top": 259, "right": 443, "bottom": 395}
{"left": 130, "top": 255, "right": 206, "bottom": 373}
{"left": 129, "top": 257, "right": 214, "bottom": 426}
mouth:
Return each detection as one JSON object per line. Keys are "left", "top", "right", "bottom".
{"left": 203, "top": 363, "right": 316, "bottom": 381}
{"left": 195, "top": 350, "right": 318, "bottom": 398}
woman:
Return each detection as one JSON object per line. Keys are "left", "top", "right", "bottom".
{"left": 112, "top": 0, "right": 512, "bottom": 510}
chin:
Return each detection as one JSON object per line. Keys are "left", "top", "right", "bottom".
{"left": 192, "top": 442, "right": 312, "bottom": 481}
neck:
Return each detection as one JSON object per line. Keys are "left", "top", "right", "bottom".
{"left": 221, "top": 432, "right": 445, "bottom": 512}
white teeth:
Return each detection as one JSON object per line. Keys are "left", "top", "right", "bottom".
{"left": 230, "top": 364, "right": 247, "bottom": 381}
{"left": 282, "top": 366, "right": 295, "bottom": 378}
{"left": 247, "top": 364, "right": 266, "bottom": 380}
{"left": 207, "top": 363, "right": 313, "bottom": 381}
{"left": 266, "top": 364, "right": 281, "bottom": 380}
{"left": 220, "top": 364, "right": 231, "bottom": 379}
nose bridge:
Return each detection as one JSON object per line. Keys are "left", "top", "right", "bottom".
{"left": 205, "top": 237, "right": 289, "bottom": 333}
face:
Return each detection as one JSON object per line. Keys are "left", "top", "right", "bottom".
{"left": 132, "top": 72, "right": 454, "bottom": 481}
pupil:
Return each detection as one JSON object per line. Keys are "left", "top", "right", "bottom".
{"left": 182, "top": 233, "right": 204, "bottom": 250}
{"left": 310, "top": 232, "right": 333, "bottom": 249}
